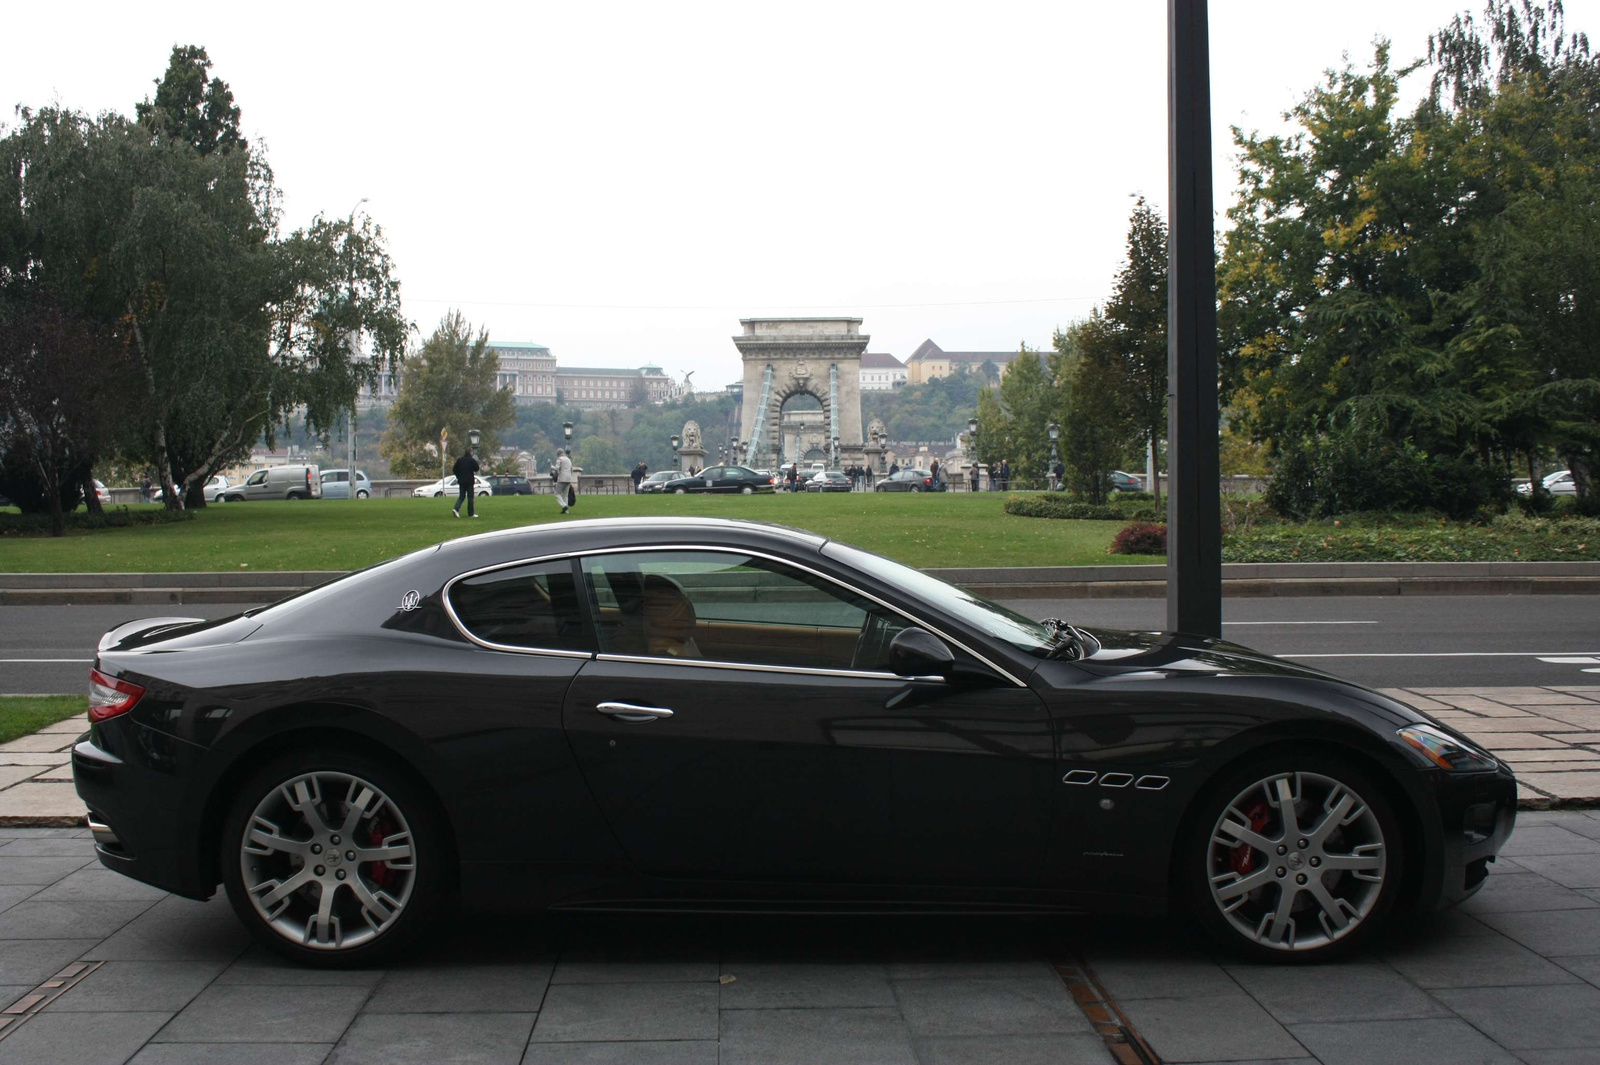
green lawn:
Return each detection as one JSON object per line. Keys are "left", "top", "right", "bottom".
{"left": 0, "top": 696, "right": 86, "bottom": 745}
{"left": 0, "top": 494, "right": 1149, "bottom": 573}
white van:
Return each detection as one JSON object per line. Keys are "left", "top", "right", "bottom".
{"left": 219, "top": 465, "right": 322, "bottom": 502}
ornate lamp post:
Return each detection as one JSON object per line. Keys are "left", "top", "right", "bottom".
{"left": 831, "top": 435, "right": 840, "bottom": 470}
{"left": 1047, "top": 422, "right": 1060, "bottom": 489}
{"left": 562, "top": 421, "right": 573, "bottom": 445}
{"left": 671, "top": 434, "right": 681, "bottom": 472}
{"left": 469, "top": 428, "right": 481, "bottom": 448}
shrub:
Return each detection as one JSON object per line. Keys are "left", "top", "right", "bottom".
{"left": 1264, "top": 433, "right": 1509, "bottom": 520}
{"left": 1110, "top": 521, "right": 1167, "bottom": 555}
{"left": 0, "top": 506, "right": 195, "bottom": 538}
{"left": 1003, "top": 494, "right": 1125, "bottom": 520}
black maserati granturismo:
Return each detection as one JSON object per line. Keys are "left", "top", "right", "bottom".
{"left": 73, "top": 517, "right": 1516, "bottom": 966}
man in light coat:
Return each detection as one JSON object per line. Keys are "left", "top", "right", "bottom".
{"left": 555, "top": 449, "right": 576, "bottom": 514}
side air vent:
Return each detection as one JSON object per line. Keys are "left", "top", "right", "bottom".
{"left": 1135, "top": 775, "right": 1171, "bottom": 791}
{"left": 1062, "top": 770, "right": 1098, "bottom": 785}
{"left": 1099, "top": 773, "right": 1135, "bottom": 788}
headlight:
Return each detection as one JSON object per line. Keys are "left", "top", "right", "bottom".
{"left": 1398, "top": 724, "right": 1500, "bottom": 772}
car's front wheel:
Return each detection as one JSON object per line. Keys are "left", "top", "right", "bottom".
{"left": 1184, "top": 753, "right": 1402, "bottom": 963}
{"left": 221, "top": 749, "right": 447, "bottom": 966}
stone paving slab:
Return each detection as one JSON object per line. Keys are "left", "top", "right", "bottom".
{"left": 0, "top": 826, "right": 1594, "bottom": 1062}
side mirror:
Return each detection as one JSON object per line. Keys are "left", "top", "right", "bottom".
{"left": 888, "top": 627, "right": 955, "bottom": 678}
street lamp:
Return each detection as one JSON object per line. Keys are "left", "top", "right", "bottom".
{"left": 1047, "top": 422, "right": 1060, "bottom": 490}
{"left": 469, "top": 428, "right": 481, "bottom": 447}
{"left": 562, "top": 421, "right": 573, "bottom": 444}
{"left": 831, "top": 435, "right": 840, "bottom": 470}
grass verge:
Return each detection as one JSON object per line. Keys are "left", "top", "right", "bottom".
{"left": 0, "top": 493, "right": 1152, "bottom": 572}
{"left": 0, "top": 696, "right": 86, "bottom": 745}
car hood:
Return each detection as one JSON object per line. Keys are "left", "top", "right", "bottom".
{"left": 1072, "top": 626, "right": 1340, "bottom": 682}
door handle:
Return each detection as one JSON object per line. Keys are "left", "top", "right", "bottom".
{"left": 595, "top": 701, "right": 675, "bottom": 723}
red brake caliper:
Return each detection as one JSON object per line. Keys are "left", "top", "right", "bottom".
{"left": 367, "top": 818, "right": 392, "bottom": 890}
{"left": 1230, "top": 800, "right": 1271, "bottom": 875}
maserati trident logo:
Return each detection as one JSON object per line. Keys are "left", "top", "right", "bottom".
{"left": 400, "top": 590, "right": 422, "bottom": 612}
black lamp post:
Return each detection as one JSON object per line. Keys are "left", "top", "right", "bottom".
{"left": 1047, "top": 422, "right": 1060, "bottom": 489}
{"left": 469, "top": 428, "right": 481, "bottom": 448}
{"left": 562, "top": 422, "right": 573, "bottom": 445}
{"left": 670, "top": 434, "right": 681, "bottom": 470}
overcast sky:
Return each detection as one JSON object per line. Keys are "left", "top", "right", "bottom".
{"left": 9, "top": 1, "right": 1598, "bottom": 390}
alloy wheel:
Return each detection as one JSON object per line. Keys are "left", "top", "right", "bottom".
{"left": 1206, "top": 771, "right": 1387, "bottom": 952}
{"left": 239, "top": 771, "right": 416, "bottom": 951}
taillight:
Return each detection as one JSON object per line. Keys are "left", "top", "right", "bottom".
{"left": 924, "top": 478, "right": 932, "bottom": 485}
{"left": 88, "top": 668, "right": 144, "bottom": 723}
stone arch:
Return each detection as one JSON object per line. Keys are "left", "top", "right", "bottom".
{"left": 733, "top": 319, "right": 867, "bottom": 470}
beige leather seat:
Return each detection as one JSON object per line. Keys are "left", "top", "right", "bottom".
{"left": 642, "top": 575, "right": 702, "bottom": 659}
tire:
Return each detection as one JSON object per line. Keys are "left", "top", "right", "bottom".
{"left": 221, "top": 748, "right": 448, "bottom": 967}
{"left": 741, "top": 486, "right": 753, "bottom": 495}
{"left": 434, "top": 491, "right": 444, "bottom": 498}
{"left": 1182, "top": 751, "right": 1404, "bottom": 963}
{"left": 674, "top": 488, "right": 686, "bottom": 495}
{"left": 356, "top": 490, "right": 369, "bottom": 499}
{"left": 910, "top": 485, "right": 922, "bottom": 493}
{"left": 286, "top": 493, "right": 304, "bottom": 501}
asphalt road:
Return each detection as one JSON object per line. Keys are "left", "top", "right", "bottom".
{"left": 1, "top": 595, "right": 1597, "bottom": 695}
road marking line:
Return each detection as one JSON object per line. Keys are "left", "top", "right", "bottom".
{"left": 1284, "top": 651, "right": 1600, "bottom": 659}
{"left": 1224, "top": 621, "right": 1378, "bottom": 625}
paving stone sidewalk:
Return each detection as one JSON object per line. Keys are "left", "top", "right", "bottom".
{"left": 0, "top": 814, "right": 1598, "bottom": 1064}
{"left": 3, "top": 686, "right": 1596, "bottom": 826}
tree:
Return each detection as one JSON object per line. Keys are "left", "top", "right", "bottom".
{"left": 1076, "top": 197, "right": 1169, "bottom": 509}
{"left": 135, "top": 45, "right": 246, "bottom": 157}
{"left": 0, "top": 296, "right": 136, "bottom": 532}
{"left": 575, "top": 436, "right": 624, "bottom": 474}
{"left": 1054, "top": 323, "right": 1138, "bottom": 502}
{"left": 0, "top": 48, "right": 409, "bottom": 512}
{"left": 380, "top": 312, "right": 514, "bottom": 477}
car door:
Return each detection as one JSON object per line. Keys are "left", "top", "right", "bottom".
{"left": 241, "top": 470, "right": 270, "bottom": 500}
{"left": 561, "top": 547, "right": 1054, "bottom": 888}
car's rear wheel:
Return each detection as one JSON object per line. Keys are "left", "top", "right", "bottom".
{"left": 221, "top": 750, "right": 447, "bottom": 967}
{"left": 357, "top": 490, "right": 369, "bottom": 499}
{"left": 1184, "top": 753, "right": 1402, "bottom": 962}
{"left": 741, "top": 485, "right": 753, "bottom": 494}
{"left": 674, "top": 487, "right": 686, "bottom": 494}
{"left": 286, "top": 492, "right": 304, "bottom": 500}
{"left": 910, "top": 485, "right": 922, "bottom": 493}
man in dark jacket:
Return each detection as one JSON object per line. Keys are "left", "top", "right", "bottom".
{"left": 452, "top": 447, "right": 480, "bottom": 518}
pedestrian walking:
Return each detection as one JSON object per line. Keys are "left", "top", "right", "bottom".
{"left": 554, "top": 449, "right": 576, "bottom": 513}
{"left": 929, "top": 458, "right": 941, "bottom": 486}
{"left": 631, "top": 461, "right": 645, "bottom": 493}
{"left": 999, "top": 459, "right": 1011, "bottom": 492}
{"left": 1051, "top": 459, "right": 1065, "bottom": 493}
{"left": 140, "top": 475, "right": 153, "bottom": 503}
{"left": 451, "top": 446, "right": 480, "bottom": 518}
{"left": 968, "top": 464, "right": 979, "bottom": 493}
{"left": 865, "top": 465, "right": 874, "bottom": 488}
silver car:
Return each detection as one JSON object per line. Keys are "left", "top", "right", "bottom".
{"left": 320, "top": 469, "right": 371, "bottom": 499}
{"left": 220, "top": 465, "right": 322, "bottom": 502}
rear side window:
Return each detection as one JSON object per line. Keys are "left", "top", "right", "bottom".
{"left": 448, "top": 561, "right": 590, "bottom": 653}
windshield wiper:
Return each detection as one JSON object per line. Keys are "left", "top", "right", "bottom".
{"left": 1041, "top": 618, "right": 1098, "bottom": 660}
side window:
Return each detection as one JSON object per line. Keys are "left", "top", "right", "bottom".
{"left": 579, "top": 551, "right": 911, "bottom": 672}
{"left": 448, "top": 560, "right": 590, "bottom": 652}
{"left": 246, "top": 471, "right": 268, "bottom": 486}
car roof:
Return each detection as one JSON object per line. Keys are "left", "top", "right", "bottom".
{"left": 435, "top": 516, "right": 828, "bottom": 561}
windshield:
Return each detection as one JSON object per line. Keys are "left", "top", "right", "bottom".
{"left": 822, "top": 541, "right": 1055, "bottom": 656}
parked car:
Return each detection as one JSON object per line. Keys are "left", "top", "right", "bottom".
{"left": 93, "top": 479, "right": 111, "bottom": 506}
{"left": 486, "top": 475, "right": 533, "bottom": 496}
{"left": 320, "top": 469, "right": 372, "bottom": 500}
{"left": 76, "top": 516, "right": 1515, "bottom": 966}
{"left": 412, "top": 475, "right": 492, "bottom": 498}
{"left": 153, "top": 475, "right": 231, "bottom": 505}
{"left": 219, "top": 465, "right": 322, "bottom": 502}
{"left": 637, "top": 471, "right": 678, "bottom": 494}
{"left": 659, "top": 465, "right": 776, "bottom": 494}
{"left": 874, "top": 469, "right": 945, "bottom": 492}
{"left": 1110, "top": 471, "right": 1144, "bottom": 493}
{"left": 805, "top": 470, "right": 852, "bottom": 493}
{"left": 1516, "top": 470, "right": 1577, "bottom": 496}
